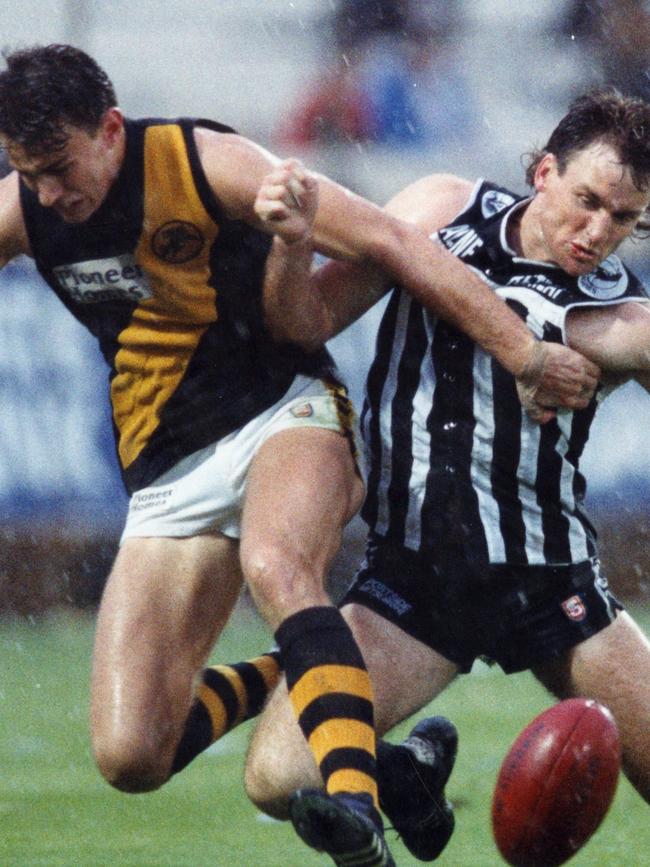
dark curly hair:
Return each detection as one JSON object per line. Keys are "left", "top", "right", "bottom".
{"left": 524, "top": 87, "right": 650, "bottom": 233}
{"left": 0, "top": 44, "right": 117, "bottom": 154}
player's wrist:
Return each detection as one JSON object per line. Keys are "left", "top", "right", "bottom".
{"left": 514, "top": 339, "right": 546, "bottom": 386}
{"left": 276, "top": 228, "right": 314, "bottom": 248}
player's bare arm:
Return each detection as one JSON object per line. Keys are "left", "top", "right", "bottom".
{"left": 253, "top": 159, "right": 332, "bottom": 347}
{"left": 566, "top": 301, "right": 650, "bottom": 383}
{"left": 194, "top": 127, "right": 286, "bottom": 221}
{"left": 196, "top": 132, "right": 355, "bottom": 346}
{"left": 0, "top": 171, "right": 31, "bottom": 266}
{"left": 255, "top": 162, "right": 600, "bottom": 418}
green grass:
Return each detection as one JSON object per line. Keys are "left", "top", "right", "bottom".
{"left": 1, "top": 604, "right": 649, "bottom": 866}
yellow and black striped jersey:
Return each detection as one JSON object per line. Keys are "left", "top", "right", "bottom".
{"left": 20, "top": 117, "right": 334, "bottom": 493}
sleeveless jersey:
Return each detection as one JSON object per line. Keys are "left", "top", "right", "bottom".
{"left": 20, "top": 117, "right": 334, "bottom": 493}
{"left": 361, "top": 179, "right": 649, "bottom": 567}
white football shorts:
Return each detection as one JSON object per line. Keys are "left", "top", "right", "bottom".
{"left": 120, "top": 374, "right": 363, "bottom": 542}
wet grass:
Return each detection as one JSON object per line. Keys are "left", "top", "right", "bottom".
{"left": 1, "top": 604, "right": 649, "bottom": 866}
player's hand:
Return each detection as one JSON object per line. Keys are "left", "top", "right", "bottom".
{"left": 254, "top": 158, "right": 318, "bottom": 245}
{"left": 515, "top": 341, "right": 601, "bottom": 424}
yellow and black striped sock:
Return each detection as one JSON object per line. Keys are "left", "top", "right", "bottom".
{"left": 275, "top": 606, "right": 378, "bottom": 807}
{"left": 171, "top": 651, "right": 281, "bottom": 774}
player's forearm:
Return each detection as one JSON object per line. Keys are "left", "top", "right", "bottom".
{"left": 263, "top": 235, "right": 328, "bottom": 350}
{"left": 306, "top": 258, "right": 389, "bottom": 341}
{"left": 311, "top": 187, "right": 538, "bottom": 365}
{"left": 368, "top": 218, "right": 603, "bottom": 417}
{"left": 373, "top": 219, "right": 538, "bottom": 376}
{"left": 566, "top": 302, "right": 650, "bottom": 373}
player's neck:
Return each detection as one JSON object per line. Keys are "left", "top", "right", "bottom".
{"left": 506, "top": 204, "right": 526, "bottom": 257}
{"left": 513, "top": 199, "right": 547, "bottom": 263}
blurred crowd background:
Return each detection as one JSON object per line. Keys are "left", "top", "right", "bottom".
{"left": 2, "top": 0, "right": 650, "bottom": 612}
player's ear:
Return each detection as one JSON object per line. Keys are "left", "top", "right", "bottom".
{"left": 534, "top": 152, "right": 557, "bottom": 193}
{"left": 99, "top": 107, "right": 124, "bottom": 146}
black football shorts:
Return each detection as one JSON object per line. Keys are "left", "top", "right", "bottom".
{"left": 340, "top": 533, "right": 623, "bottom": 674}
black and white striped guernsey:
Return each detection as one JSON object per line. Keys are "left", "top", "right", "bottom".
{"left": 360, "top": 179, "right": 649, "bottom": 568}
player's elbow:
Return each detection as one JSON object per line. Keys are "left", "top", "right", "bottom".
{"left": 266, "top": 309, "right": 332, "bottom": 350}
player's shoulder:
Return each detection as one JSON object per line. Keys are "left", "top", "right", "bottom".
{"left": 193, "top": 124, "right": 277, "bottom": 182}
{"left": 0, "top": 171, "right": 30, "bottom": 262}
{"left": 384, "top": 173, "right": 475, "bottom": 234}
{"left": 387, "top": 173, "right": 474, "bottom": 211}
{"left": 472, "top": 180, "right": 522, "bottom": 220}
{"left": 192, "top": 121, "right": 255, "bottom": 163}
{"left": 194, "top": 125, "right": 237, "bottom": 162}
{"left": 0, "top": 169, "right": 20, "bottom": 206}
{"left": 192, "top": 123, "right": 281, "bottom": 219}
{"left": 404, "top": 173, "right": 474, "bottom": 198}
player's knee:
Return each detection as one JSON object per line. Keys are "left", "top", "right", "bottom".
{"left": 243, "top": 543, "right": 320, "bottom": 617}
{"left": 244, "top": 748, "right": 291, "bottom": 820}
{"left": 92, "top": 732, "right": 170, "bottom": 794}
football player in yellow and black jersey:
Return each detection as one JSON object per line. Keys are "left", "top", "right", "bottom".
{"left": 0, "top": 45, "right": 601, "bottom": 867}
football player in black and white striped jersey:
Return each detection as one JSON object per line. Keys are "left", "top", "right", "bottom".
{"left": 244, "top": 88, "right": 650, "bottom": 831}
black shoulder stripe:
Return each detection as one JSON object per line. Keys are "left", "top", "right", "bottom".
{"left": 178, "top": 118, "right": 230, "bottom": 224}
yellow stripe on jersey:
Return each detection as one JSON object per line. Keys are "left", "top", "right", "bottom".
{"left": 289, "top": 664, "right": 374, "bottom": 718}
{"left": 111, "top": 124, "right": 221, "bottom": 470}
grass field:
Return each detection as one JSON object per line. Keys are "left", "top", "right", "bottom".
{"left": 1, "top": 602, "right": 649, "bottom": 866}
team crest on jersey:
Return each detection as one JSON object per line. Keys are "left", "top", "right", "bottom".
{"left": 561, "top": 594, "right": 587, "bottom": 622}
{"left": 577, "top": 255, "right": 628, "bottom": 299}
{"left": 481, "top": 188, "right": 517, "bottom": 218}
{"left": 151, "top": 220, "right": 205, "bottom": 264}
{"left": 290, "top": 402, "right": 314, "bottom": 418}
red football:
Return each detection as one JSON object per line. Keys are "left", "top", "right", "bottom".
{"left": 492, "top": 698, "right": 621, "bottom": 867}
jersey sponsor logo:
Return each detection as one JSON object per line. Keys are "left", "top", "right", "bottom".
{"left": 577, "top": 255, "right": 628, "bottom": 299}
{"left": 507, "top": 273, "right": 564, "bottom": 300}
{"left": 54, "top": 254, "right": 153, "bottom": 304}
{"left": 561, "top": 594, "right": 587, "bottom": 622}
{"left": 129, "top": 486, "right": 174, "bottom": 513}
{"left": 151, "top": 220, "right": 205, "bottom": 264}
{"left": 439, "top": 224, "right": 484, "bottom": 258}
{"left": 481, "top": 188, "right": 517, "bottom": 218}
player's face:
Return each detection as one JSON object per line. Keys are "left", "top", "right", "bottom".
{"left": 3, "top": 109, "right": 124, "bottom": 223}
{"left": 530, "top": 141, "right": 650, "bottom": 276}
